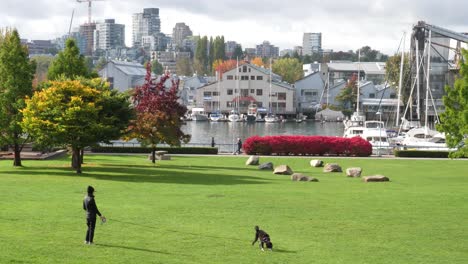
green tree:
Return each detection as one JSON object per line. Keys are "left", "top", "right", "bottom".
{"left": 22, "top": 78, "right": 133, "bottom": 173}
{"left": 94, "top": 57, "right": 107, "bottom": 72}
{"left": 437, "top": 49, "right": 468, "bottom": 158}
{"left": 151, "top": 60, "right": 164, "bottom": 75}
{"left": 272, "top": 57, "right": 303, "bottom": 84}
{"left": 176, "top": 57, "right": 193, "bottom": 76}
{"left": 31, "top": 55, "right": 54, "bottom": 84}
{"left": 385, "top": 52, "right": 411, "bottom": 103}
{"left": 47, "top": 38, "right": 91, "bottom": 80}
{"left": 336, "top": 74, "right": 359, "bottom": 117}
{"left": 0, "top": 28, "right": 36, "bottom": 166}
{"left": 194, "top": 36, "right": 208, "bottom": 75}
{"left": 233, "top": 44, "right": 243, "bottom": 59}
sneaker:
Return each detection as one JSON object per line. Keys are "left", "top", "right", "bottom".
{"left": 84, "top": 241, "right": 89, "bottom": 245}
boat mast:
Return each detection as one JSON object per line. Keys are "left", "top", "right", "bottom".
{"left": 216, "top": 70, "right": 220, "bottom": 111}
{"left": 356, "top": 49, "right": 361, "bottom": 113}
{"left": 396, "top": 32, "right": 406, "bottom": 127}
{"left": 236, "top": 57, "right": 239, "bottom": 112}
{"left": 424, "top": 30, "right": 432, "bottom": 131}
{"left": 416, "top": 38, "right": 421, "bottom": 120}
{"left": 269, "top": 58, "right": 272, "bottom": 114}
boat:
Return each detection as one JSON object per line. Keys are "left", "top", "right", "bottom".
{"left": 190, "top": 107, "right": 209, "bottom": 121}
{"left": 209, "top": 111, "right": 223, "bottom": 122}
{"left": 400, "top": 127, "right": 452, "bottom": 150}
{"left": 246, "top": 104, "right": 258, "bottom": 122}
{"left": 264, "top": 113, "right": 279, "bottom": 123}
{"left": 362, "top": 121, "right": 390, "bottom": 153}
{"left": 256, "top": 114, "right": 265, "bottom": 122}
{"left": 228, "top": 109, "right": 241, "bottom": 122}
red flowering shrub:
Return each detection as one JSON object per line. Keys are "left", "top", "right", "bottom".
{"left": 243, "top": 135, "right": 372, "bottom": 156}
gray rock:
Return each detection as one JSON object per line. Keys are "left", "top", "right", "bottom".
{"left": 323, "top": 163, "right": 342, "bottom": 173}
{"left": 291, "top": 173, "right": 319, "bottom": 182}
{"left": 346, "top": 167, "right": 362, "bottom": 177}
{"left": 273, "top": 165, "right": 293, "bottom": 175}
{"left": 363, "top": 175, "right": 390, "bottom": 182}
{"left": 310, "top": 160, "right": 324, "bottom": 167}
{"left": 258, "top": 162, "right": 273, "bottom": 170}
{"left": 246, "top": 155, "right": 260, "bottom": 165}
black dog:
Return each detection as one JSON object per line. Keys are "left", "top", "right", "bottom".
{"left": 252, "top": 226, "right": 273, "bottom": 251}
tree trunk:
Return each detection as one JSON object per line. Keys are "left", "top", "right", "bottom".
{"left": 151, "top": 148, "right": 156, "bottom": 164}
{"left": 72, "top": 147, "right": 82, "bottom": 174}
{"left": 80, "top": 148, "right": 84, "bottom": 164}
{"left": 13, "top": 141, "right": 22, "bottom": 167}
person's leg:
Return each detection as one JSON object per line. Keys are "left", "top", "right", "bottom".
{"left": 85, "top": 218, "right": 91, "bottom": 243}
{"left": 89, "top": 218, "right": 96, "bottom": 243}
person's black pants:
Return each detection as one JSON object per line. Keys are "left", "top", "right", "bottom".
{"left": 85, "top": 217, "right": 96, "bottom": 243}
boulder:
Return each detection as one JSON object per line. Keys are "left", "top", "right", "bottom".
{"left": 246, "top": 155, "right": 260, "bottom": 165}
{"left": 363, "top": 175, "right": 390, "bottom": 182}
{"left": 258, "top": 162, "right": 273, "bottom": 170}
{"left": 310, "top": 160, "right": 324, "bottom": 167}
{"left": 273, "top": 165, "right": 293, "bottom": 175}
{"left": 346, "top": 167, "right": 362, "bottom": 177}
{"left": 323, "top": 163, "right": 342, "bottom": 173}
{"left": 291, "top": 173, "right": 319, "bottom": 182}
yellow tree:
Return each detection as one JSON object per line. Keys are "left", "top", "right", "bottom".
{"left": 250, "top": 57, "right": 264, "bottom": 67}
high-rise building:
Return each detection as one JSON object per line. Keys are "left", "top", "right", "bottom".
{"left": 172, "top": 23, "right": 193, "bottom": 48}
{"left": 302, "top": 33, "right": 322, "bottom": 56}
{"left": 255, "top": 41, "right": 279, "bottom": 58}
{"left": 94, "top": 19, "right": 125, "bottom": 51}
{"left": 132, "top": 8, "right": 161, "bottom": 47}
{"left": 79, "top": 23, "right": 96, "bottom": 56}
{"left": 225, "top": 41, "right": 240, "bottom": 58}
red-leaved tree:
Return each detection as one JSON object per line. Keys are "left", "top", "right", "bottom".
{"left": 129, "top": 63, "right": 190, "bottom": 163}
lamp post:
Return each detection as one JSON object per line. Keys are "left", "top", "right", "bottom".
{"left": 376, "top": 110, "right": 382, "bottom": 157}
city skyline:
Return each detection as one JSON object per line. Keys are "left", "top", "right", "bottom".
{"left": 1, "top": 0, "right": 467, "bottom": 54}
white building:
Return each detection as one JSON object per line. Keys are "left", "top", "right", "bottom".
{"left": 303, "top": 33, "right": 322, "bottom": 56}
{"left": 196, "top": 63, "right": 295, "bottom": 115}
{"left": 132, "top": 8, "right": 161, "bottom": 48}
{"left": 98, "top": 60, "right": 147, "bottom": 92}
{"left": 94, "top": 19, "right": 125, "bottom": 51}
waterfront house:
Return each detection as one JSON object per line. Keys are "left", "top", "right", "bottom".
{"left": 195, "top": 63, "right": 296, "bottom": 116}
{"left": 98, "top": 60, "right": 146, "bottom": 92}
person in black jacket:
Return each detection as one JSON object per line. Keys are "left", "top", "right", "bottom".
{"left": 83, "top": 186, "right": 105, "bottom": 245}
{"left": 235, "top": 138, "right": 242, "bottom": 155}
{"left": 252, "top": 225, "right": 273, "bottom": 251}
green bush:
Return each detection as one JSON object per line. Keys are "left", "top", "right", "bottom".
{"left": 90, "top": 146, "right": 218, "bottom": 155}
{"left": 394, "top": 150, "right": 450, "bottom": 158}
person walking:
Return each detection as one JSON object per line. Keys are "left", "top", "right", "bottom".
{"left": 235, "top": 138, "right": 242, "bottom": 155}
{"left": 83, "top": 186, "right": 105, "bottom": 245}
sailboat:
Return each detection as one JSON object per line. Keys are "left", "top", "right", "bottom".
{"left": 264, "top": 59, "right": 279, "bottom": 123}
{"left": 228, "top": 59, "right": 242, "bottom": 122}
{"left": 210, "top": 70, "right": 224, "bottom": 122}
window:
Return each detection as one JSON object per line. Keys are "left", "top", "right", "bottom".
{"left": 227, "top": 75, "right": 233, "bottom": 80}
{"left": 256, "top": 89, "right": 263, "bottom": 96}
{"left": 107, "top": 77, "right": 114, "bottom": 90}
{"left": 226, "top": 102, "right": 233, "bottom": 107}
{"left": 278, "top": 93, "right": 286, "bottom": 100}
{"left": 250, "top": 76, "right": 255, "bottom": 80}
{"left": 243, "top": 65, "right": 247, "bottom": 72}
{"left": 241, "top": 89, "right": 249, "bottom": 96}
{"left": 250, "top": 89, "right": 255, "bottom": 94}
{"left": 227, "top": 89, "right": 233, "bottom": 95}
{"left": 203, "top": 92, "right": 212, "bottom": 96}
{"left": 213, "top": 91, "right": 219, "bottom": 96}
{"left": 278, "top": 102, "right": 286, "bottom": 108}
{"left": 257, "top": 76, "right": 263, "bottom": 80}
{"left": 369, "top": 93, "right": 375, "bottom": 98}
{"left": 390, "top": 93, "right": 396, "bottom": 99}
{"left": 248, "top": 68, "right": 251, "bottom": 72}
{"left": 241, "top": 76, "right": 249, "bottom": 80}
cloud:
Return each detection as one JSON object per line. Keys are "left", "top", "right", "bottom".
{"left": 0, "top": 0, "right": 467, "bottom": 54}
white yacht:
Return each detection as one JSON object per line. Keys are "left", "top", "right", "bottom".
{"left": 362, "top": 121, "right": 390, "bottom": 152}
{"left": 401, "top": 128, "right": 452, "bottom": 150}
{"left": 190, "top": 108, "right": 209, "bottom": 121}
{"left": 264, "top": 113, "right": 279, "bottom": 123}
{"left": 246, "top": 104, "right": 258, "bottom": 122}
{"left": 209, "top": 111, "right": 223, "bottom": 122}
{"left": 228, "top": 109, "right": 241, "bottom": 122}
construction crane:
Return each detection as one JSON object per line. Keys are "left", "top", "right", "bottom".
{"left": 76, "top": 0, "right": 105, "bottom": 24}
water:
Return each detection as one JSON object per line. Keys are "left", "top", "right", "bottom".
{"left": 182, "top": 121, "right": 345, "bottom": 153}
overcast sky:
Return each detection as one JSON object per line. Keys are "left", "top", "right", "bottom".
{"left": 1, "top": 0, "right": 467, "bottom": 54}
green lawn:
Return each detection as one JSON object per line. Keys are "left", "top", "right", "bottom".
{"left": 1, "top": 155, "right": 467, "bottom": 264}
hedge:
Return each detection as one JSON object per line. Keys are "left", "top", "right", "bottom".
{"left": 243, "top": 135, "right": 372, "bottom": 156}
{"left": 90, "top": 146, "right": 218, "bottom": 155}
{"left": 394, "top": 150, "right": 450, "bottom": 158}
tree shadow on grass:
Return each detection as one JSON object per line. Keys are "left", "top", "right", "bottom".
{"left": 95, "top": 243, "right": 171, "bottom": 255}
{"left": 273, "top": 248, "right": 297, "bottom": 254}
{"left": 102, "top": 163, "right": 259, "bottom": 172}
{"left": 2, "top": 164, "right": 270, "bottom": 186}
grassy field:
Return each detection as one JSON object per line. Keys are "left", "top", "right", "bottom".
{"left": 1, "top": 155, "right": 467, "bottom": 264}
